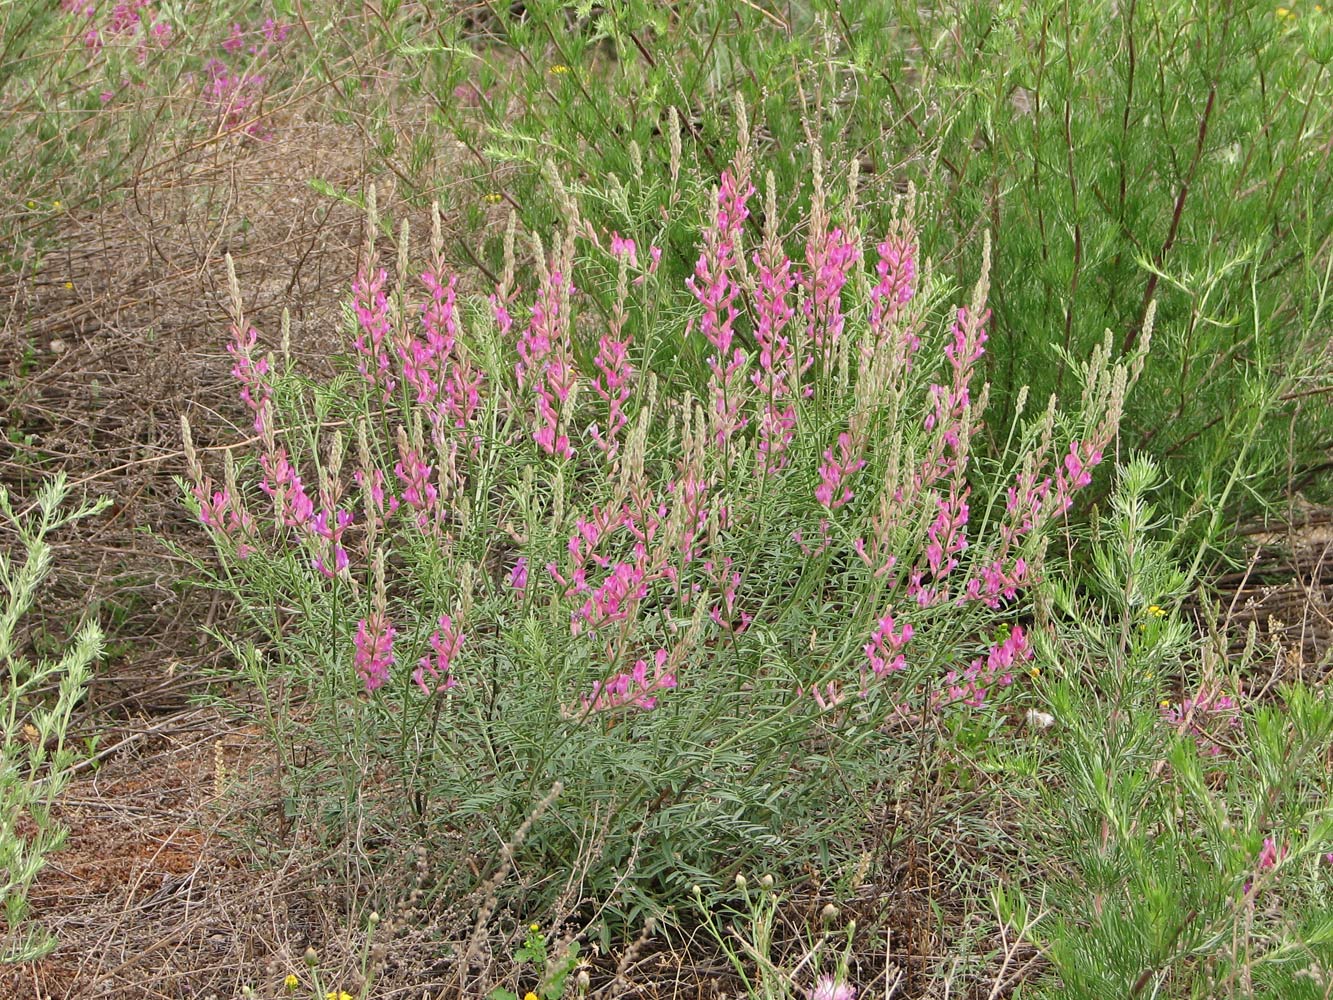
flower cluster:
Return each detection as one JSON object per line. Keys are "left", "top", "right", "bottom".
{"left": 64, "top": 0, "right": 172, "bottom": 59}
{"left": 195, "top": 137, "right": 1144, "bottom": 714}
{"left": 937, "top": 625, "right": 1032, "bottom": 709}
{"left": 201, "top": 17, "right": 288, "bottom": 137}
{"left": 354, "top": 612, "right": 396, "bottom": 692}
{"left": 688, "top": 168, "right": 755, "bottom": 449}
{"left": 414, "top": 614, "right": 464, "bottom": 694}
{"left": 1161, "top": 684, "right": 1242, "bottom": 756}
{"left": 581, "top": 650, "right": 677, "bottom": 714}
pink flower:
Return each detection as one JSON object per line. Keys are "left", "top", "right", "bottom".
{"left": 752, "top": 250, "right": 799, "bottom": 473}
{"left": 520, "top": 261, "right": 577, "bottom": 459}
{"left": 804, "top": 227, "right": 860, "bottom": 357}
{"left": 1257, "top": 837, "right": 1285, "bottom": 871}
{"left": 226, "top": 323, "right": 271, "bottom": 433}
{"left": 609, "top": 231, "right": 638, "bottom": 266}
{"left": 510, "top": 557, "right": 529, "bottom": 593}
{"left": 1161, "top": 684, "right": 1242, "bottom": 756}
{"left": 572, "top": 561, "right": 648, "bottom": 635}
{"left": 815, "top": 432, "right": 866, "bottom": 509}
{"left": 414, "top": 614, "right": 463, "bottom": 694}
{"left": 221, "top": 22, "right": 244, "bottom": 54}
{"left": 394, "top": 443, "right": 438, "bottom": 521}
{"left": 808, "top": 976, "right": 855, "bottom": 1000}
{"left": 937, "top": 625, "right": 1030, "bottom": 710}
{"left": 869, "top": 232, "right": 917, "bottom": 347}
{"left": 687, "top": 167, "right": 754, "bottom": 447}
{"left": 354, "top": 613, "right": 395, "bottom": 692}
{"left": 582, "top": 649, "right": 676, "bottom": 714}
{"left": 864, "top": 613, "right": 913, "bottom": 682}
{"left": 352, "top": 269, "right": 396, "bottom": 399}
{"left": 590, "top": 331, "right": 633, "bottom": 457}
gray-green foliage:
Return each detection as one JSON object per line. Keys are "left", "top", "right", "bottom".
{"left": 0, "top": 475, "right": 106, "bottom": 963}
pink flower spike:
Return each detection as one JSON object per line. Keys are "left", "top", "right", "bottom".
{"left": 686, "top": 165, "right": 754, "bottom": 448}
{"left": 581, "top": 649, "right": 676, "bottom": 715}
{"left": 815, "top": 432, "right": 866, "bottom": 509}
{"left": 590, "top": 331, "right": 634, "bottom": 457}
{"left": 354, "top": 612, "right": 395, "bottom": 692}
{"left": 804, "top": 227, "right": 861, "bottom": 357}
{"left": 394, "top": 442, "right": 438, "bottom": 523}
{"left": 414, "top": 613, "right": 464, "bottom": 694}
{"left": 351, "top": 269, "right": 396, "bottom": 400}
{"left": 864, "top": 613, "right": 913, "bottom": 680}
{"left": 869, "top": 232, "right": 918, "bottom": 350}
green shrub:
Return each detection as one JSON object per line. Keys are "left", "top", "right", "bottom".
{"left": 998, "top": 458, "right": 1333, "bottom": 998}
{"left": 181, "top": 136, "right": 1149, "bottom": 932}
{"left": 0, "top": 475, "right": 106, "bottom": 962}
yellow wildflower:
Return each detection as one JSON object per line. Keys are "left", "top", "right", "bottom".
{"left": 1028, "top": 666, "right": 1040, "bottom": 679}
{"left": 1276, "top": 6, "right": 1295, "bottom": 18}
{"left": 524, "top": 992, "right": 540, "bottom": 1000}
{"left": 27, "top": 201, "right": 36, "bottom": 209}
{"left": 1145, "top": 605, "right": 1166, "bottom": 618}
{"left": 529, "top": 922, "right": 540, "bottom": 932}
{"left": 549, "top": 64, "right": 570, "bottom": 75}
{"left": 484, "top": 192, "right": 503, "bottom": 205}
{"left": 326, "top": 992, "right": 355, "bottom": 1000}
{"left": 284, "top": 974, "right": 300, "bottom": 991}
{"left": 53, "top": 200, "right": 62, "bottom": 210}
{"left": 63, "top": 281, "right": 73, "bottom": 290}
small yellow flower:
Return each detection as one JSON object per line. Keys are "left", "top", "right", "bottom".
{"left": 483, "top": 192, "right": 503, "bottom": 205}
{"left": 1028, "top": 666, "right": 1040, "bottom": 679}
{"left": 27, "top": 201, "right": 36, "bottom": 209}
{"left": 524, "top": 992, "right": 540, "bottom": 1000}
{"left": 549, "top": 64, "right": 570, "bottom": 75}
{"left": 1276, "top": 6, "right": 1295, "bottom": 18}
{"left": 1145, "top": 605, "right": 1166, "bottom": 619}
{"left": 63, "top": 281, "right": 73, "bottom": 290}
{"left": 326, "top": 992, "right": 354, "bottom": 1000}
{"left": 1160, "top": 699, "right": 1171, "bottom": 709}
{"left": 529, "top": 922, "right": 540, "bottom": 932}
{"left": 53, "top": 200, "right": 62, "bottom": 210}
{"left": 284, "top": 974, "right": 300, "bottom": 991}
